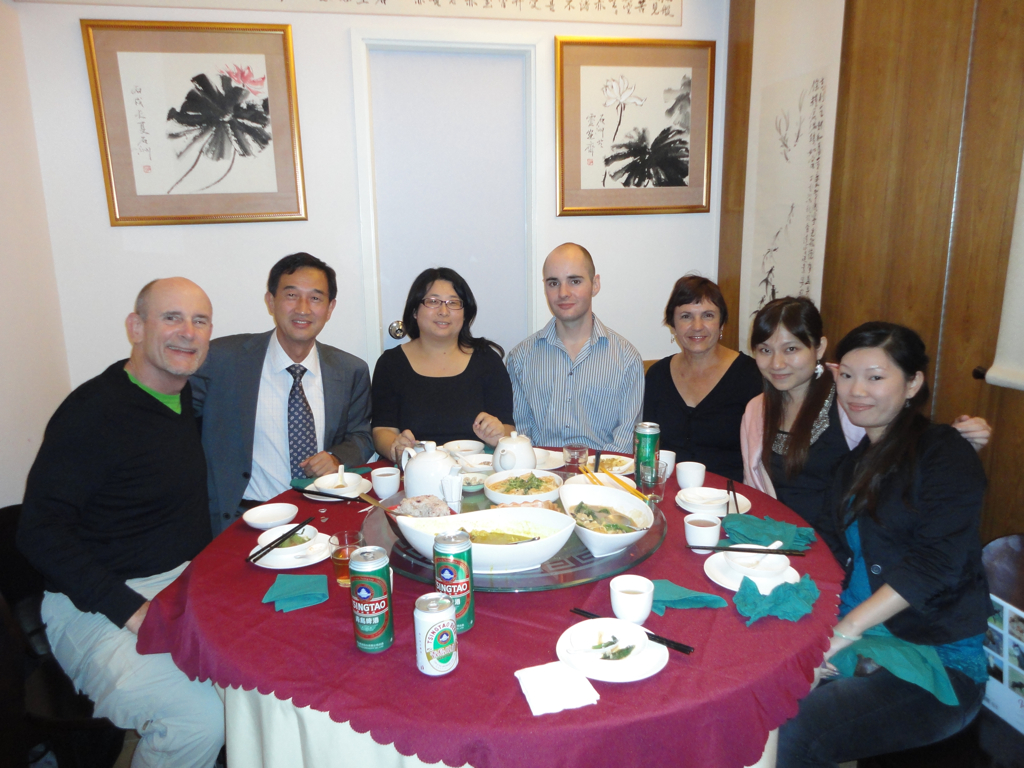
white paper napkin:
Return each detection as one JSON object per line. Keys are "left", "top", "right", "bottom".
{"left": 514, "top": 661, "right": 600, "bottom": 716}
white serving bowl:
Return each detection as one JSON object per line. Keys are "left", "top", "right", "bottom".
{"left": 484, "top": 469, "right": 564, "bottom": 506}
{"left": 395, "top": 507, "right": 575, "bottom": 573}
{"left": 558, "top": 485, "right": 654, "bottom": 558}
{"left": 724, "top": 544, "right": 790, "bottom": 578}
{"left": 459, "top": 453, "right": 495, "bottom": 475}
{"left": 675, "top": 486, "right": 730, "bottom": 515}
{"left": 563, "top": 474, "right": 638, "bottom": 490}
{"left": 256, "top": 523, "right": 321, "bottom": 564}
{"left": 443, "top": 439, "right": 485, "bottom": 457}
{"left": 312, "top": 472, "right": 365, "bottom": 497}
{"left": 242, "top": 502, "right": 298, "bottom": 530}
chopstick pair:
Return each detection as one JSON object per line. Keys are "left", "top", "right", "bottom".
{"left": 247, "top": 517, "right": 314, "bottom": 564}
{"left": 686, "top": 544, "right": 806, "bottom": 557}
{"left": 570, "top": 608, "right": 694, "bottom": 654}
{"left": 579, "top": 465, "right": 650, "bottom": 503}
{"left": 726, "top": 479, "right": 740, "bottom": 515}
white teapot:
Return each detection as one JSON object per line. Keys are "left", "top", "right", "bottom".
{"left": 401, "top": 441, "right": 458, "bottom": 499}
{"left": 494, "top": 431, "right": 537, "bottom": 473}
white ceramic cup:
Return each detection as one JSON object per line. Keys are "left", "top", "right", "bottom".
{"left": 371, "top": 467, "right": 400, "bottom": 499}
{"left": 609, "top": 574, "right": 655, "bottom": 625}
{"left": 676, "top": 461, "right": 706, "bottom": 490}
{"left": 683, "top": 513, "right": 722, "bottom": 555}
{"left": 658, "top": 450, "right": 677, "bottom": 480}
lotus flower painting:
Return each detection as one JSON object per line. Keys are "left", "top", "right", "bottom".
{"left": 579, "top": 66, "right": 692, "bottom": 190}
{"left": 117, "top": 52, "right": 279, "bottom": 196}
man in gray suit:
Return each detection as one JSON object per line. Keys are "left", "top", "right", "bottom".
{"left": 192, "top": 253, "right": 373, "bottom": 534}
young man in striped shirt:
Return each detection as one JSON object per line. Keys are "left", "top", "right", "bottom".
{"left": 506, "top": 243, "right": 643, "bottom": 453}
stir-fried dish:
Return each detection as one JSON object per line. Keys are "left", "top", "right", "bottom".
{"left": 570, "top": 502, "right": 640, "bottom": 534}
{"left": 590, "top": 631, "right": 635, "bottom": 660}
{"left": 489, "top": 473, "right": 559, "bottom": 495}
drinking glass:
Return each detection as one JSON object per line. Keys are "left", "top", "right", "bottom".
{"left": 562, "top": 444, "right": 589, "bottom": 472}
{"left": 638, "top": 461, "right": 669, "bottom": 503}
{"left": 330, "top": 531, "right": 365, "bottom": 587}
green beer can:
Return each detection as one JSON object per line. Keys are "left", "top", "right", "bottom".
{"left": 634, "top": 422, "right": 661, "bottom": 481}
{"left": 433, "top": 531, "right": 474, "bottom": 633}
{"left": 350, "top": 546, "right": 394, "bottom": 653}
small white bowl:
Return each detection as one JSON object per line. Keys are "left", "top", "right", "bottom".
{"left": 444, "top": 439, "right": 485, "bottom": 457}
{"left": 312, "top": 472, "right": 364, "bottom": 497}
{"left": 484, "top": 469, "right": 564, "bottom": 505}
{"left": 558, "top": 485, "right": 653, "bottom": 558}
{"left": 563, "top": 474, "right": 638, "bottom": 490}
{"left": 459, "top": 453, "right": 495, "bottom": 475}
{"left": 676, "top": 487, "right": 730, "bottom": 515}
{"left": 256, "top": 524, "right": 320, "bottom": 563}
{"left": 724, "top": 544, "right": 790, "bottom": 578}
{"left": 242, "top": 502, "right": 298, "bottom": 530}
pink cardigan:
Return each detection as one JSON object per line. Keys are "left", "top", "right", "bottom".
{"left": 740, "top": 393, "right": 864, "bottom": 498}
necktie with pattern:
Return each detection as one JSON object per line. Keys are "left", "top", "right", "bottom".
{"left": 286, "top": 364, "right": 317, "bottom": 478}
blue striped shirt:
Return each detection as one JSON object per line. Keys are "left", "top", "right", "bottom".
{"left": 506, "top": 315, "right": 643, "bottom": 452}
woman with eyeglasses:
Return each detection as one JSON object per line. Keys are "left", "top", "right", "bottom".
{"left": 371, "top": 267, "right": 514, "bottom": 463}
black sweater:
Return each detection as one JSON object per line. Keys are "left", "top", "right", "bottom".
{"left": 18, "top": 361, "right": 211, "bottom": 627}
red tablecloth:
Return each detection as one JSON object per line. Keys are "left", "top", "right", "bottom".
{"left": 139, "top": 467, "right": 843, "bottom": 768}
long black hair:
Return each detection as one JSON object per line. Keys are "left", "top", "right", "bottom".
{"left": 401, "top": 267, "right": 504, "bottom": 358}
{"left": 835, "top": 322, "right": 930, "bottom": 522}
{"left": 750, "top": 297, "right": 832, "bottom": 480}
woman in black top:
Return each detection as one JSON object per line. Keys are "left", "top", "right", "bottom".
{"left": 777, "top": 323, "right": 989, "bottom": 767}
{"left": 371, "top": 268, "right": 514, "bottom": 463}
{"left": 642, "top": 276, "right": 763, "bottom": 481}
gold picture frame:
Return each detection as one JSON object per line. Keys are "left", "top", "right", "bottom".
{"left": 81, "top": 20, "right": 306, "bottom": 226}
{"left": 556, "top": 37, "right": 715, "bottom": 217}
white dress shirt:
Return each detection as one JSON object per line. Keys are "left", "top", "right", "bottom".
{"left": 243, "top": 333, "right": 326, "bottom": 501}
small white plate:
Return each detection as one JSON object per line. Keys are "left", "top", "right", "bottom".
{"left": 249, "top": 533, "right": 331, "bottom": 570}
{"left": 703, "top": 552, "right": 800, "bottom": 595}
{"left": 675, "top": 490, "right": 751, "bottom": 516}
{"left": 311, "top": 476, "right": 372, "bottom": 499}
{"left": 533, "top": 448, "right": 565, "bottom": 471}
{"left": 303, "top": 492, "right": 343, "bottom": 502}
{"left": 585, "top": 456, "right": 634, "bottom": 475}
{"left": 556, "top": 622, "right": 669, "bottom": 683}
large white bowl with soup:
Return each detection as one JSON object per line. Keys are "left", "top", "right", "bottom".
{"left": 395, "top": 507, "right": 575, "bottom": 573}
{"left": 558, "top": 485, "right": 653, "bottom": 558}
{"left": 483, "top": 469, "right": 564, "bottom": 505}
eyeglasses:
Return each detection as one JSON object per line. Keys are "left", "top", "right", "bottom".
{"left": 421, "top": 297, "right": 465, "bottom": 311}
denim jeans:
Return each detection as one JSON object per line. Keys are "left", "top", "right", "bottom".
{"left": 776, "top": 666, "right": 985, "bottom": 768}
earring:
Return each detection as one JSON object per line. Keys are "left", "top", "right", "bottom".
{"left": 814, "top": 360, "right": 824, "bottom": 379}
{"left": 904, "top": 399, "right": 911, "bottom": 409}
{"left": 719, "top": 331, "right": 724, "bottom": 341}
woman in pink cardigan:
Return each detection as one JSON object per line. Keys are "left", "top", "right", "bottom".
{"left": 740, "top": 297, "right": 989, "bottom": 530}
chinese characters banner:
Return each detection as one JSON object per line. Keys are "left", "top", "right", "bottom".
{"left": 19, "top": 0, "right": 683, "bottom": 26}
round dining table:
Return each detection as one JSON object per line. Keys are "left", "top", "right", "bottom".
{"left": 138, "top": 461, "right": 843, "bottom": 768}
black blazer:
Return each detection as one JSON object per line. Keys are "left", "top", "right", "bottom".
{"left": 820, "top": 423, "right": 990, "bottom": 646}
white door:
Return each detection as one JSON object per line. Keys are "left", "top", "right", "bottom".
{"left": 366, "top": 46, "right": 531, "bottom": 361}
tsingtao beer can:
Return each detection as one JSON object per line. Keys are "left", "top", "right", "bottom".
{"left": 634, "top": 422, "right": 661, "bottom": 480}
{"left": 350, "top": 546, "right": 394, "bottom": 653}
{"left": 414, "top": 592, "right": 458, "bottom": 676}
{"left": 433, "top": 531, "right": 474, "bottom": 633}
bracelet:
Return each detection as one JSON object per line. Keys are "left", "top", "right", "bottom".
{"left": 834, "top": 629, "right": 861, "bottom": 642}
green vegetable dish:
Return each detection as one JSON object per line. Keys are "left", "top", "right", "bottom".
{"left": 570, "top": 502, "right": 640, "bottom": 534}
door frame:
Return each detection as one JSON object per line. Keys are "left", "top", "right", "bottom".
{"left": 350, "top": 28, "right": 538, "bottom": 363}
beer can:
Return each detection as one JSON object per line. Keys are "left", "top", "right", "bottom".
{"left": 634, "top": 422, "right": 661, "bottom": 479}
{"left": 433, "top": 531, "right": 474, "bottom": 633}
{"left": 414, "top": 592, "right": 458, "bottom": 676}
{"left": 350, "top": 546, "right": 394, "bottom": 653}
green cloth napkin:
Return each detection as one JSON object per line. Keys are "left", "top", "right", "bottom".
{"left": 290, "top": 465, "right": 371, "bottom": 490}
{"left": 262, "top": 574, "right": 329, "bottom": 613}
{"left": 721, "top": 515, "right": 817, "bottom": 551}
{"left": 652, "top": 579, "right": 728, "bottom": 615}
{"left": 734, "top": 573, "right": 819, "bottom": 625}
{"left": 830, "top": 632, "right": 958, "bottom": 705}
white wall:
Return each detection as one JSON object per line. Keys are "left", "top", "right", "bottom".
{"left": 14, "top": 0, "right": 729, "bottom": 391}
{"left": 0, "top": 0, "right": 72, "bottom": 505}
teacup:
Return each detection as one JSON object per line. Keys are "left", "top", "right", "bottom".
{"left": 683, "top": 513, "right": 721, "bottom": 555}
{"left": 609, "top": 574, "right": 654, "bottom": 625}
{"left": 371, "top": 467, "right": 401, "bottom": 499}
{"left": 676, "top": 462, "right": 706, "bottom": 489}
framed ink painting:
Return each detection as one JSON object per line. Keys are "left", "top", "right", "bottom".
{"left": 556, "top": 37, "right": 715, "bottom": 216}
{"left": 81, "top": 20, "right": 306, "bottom": 226}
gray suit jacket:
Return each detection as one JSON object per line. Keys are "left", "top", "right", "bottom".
{"left": 191, "top": 330, "right": 373, "bottom": 535}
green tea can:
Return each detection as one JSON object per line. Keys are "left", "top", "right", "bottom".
{"left": 634, "top": 422, "right": 661, "bottom": 480}
{"left": 414, "top": 592, "right": 458, "bottom": 676}
{"left": 433, "top": 531, "right": 474, "bottom": 633}
{"left": 350, "top": 546, "right": 394, "bottom": 653}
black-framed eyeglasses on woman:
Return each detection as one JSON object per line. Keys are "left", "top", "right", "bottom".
{"left": 421, "top": 298, "right": 465, "bottom": 310}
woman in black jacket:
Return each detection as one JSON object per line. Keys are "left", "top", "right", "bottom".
{"left": 777, "top": 322, "right": 989, "bottom": 767}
